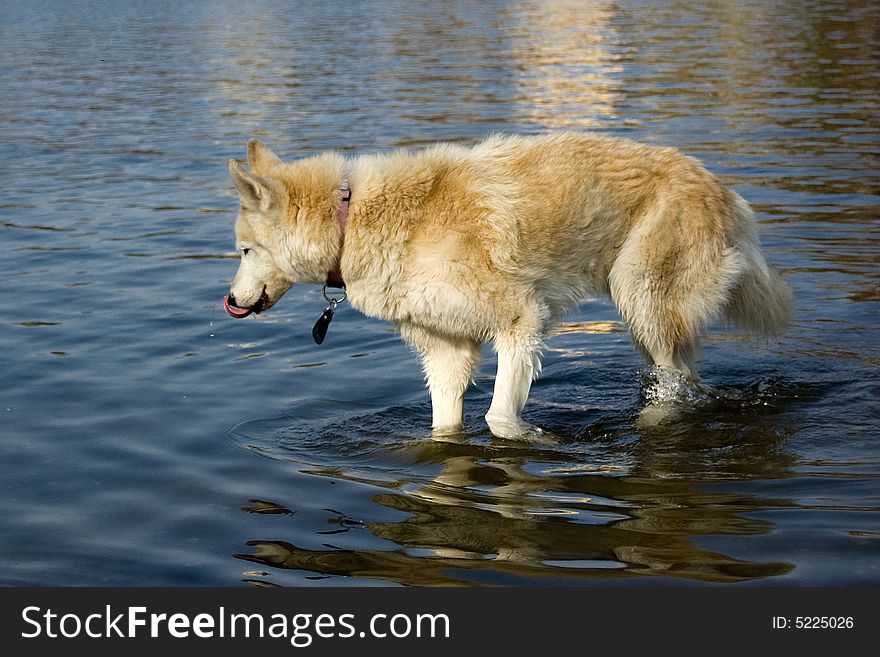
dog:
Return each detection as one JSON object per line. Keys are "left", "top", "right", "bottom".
{"left": 223, "top": 132, "right": 793, "bottom": 438}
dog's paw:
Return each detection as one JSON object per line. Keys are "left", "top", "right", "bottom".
{"left": 430, "top": 424, "right": 467, "bottom": 442}
{"left": 635, "top": 403, "right": 682, "bottom": 428}
{"left": 485, "top": 415, "right": 555, "bottom": 443}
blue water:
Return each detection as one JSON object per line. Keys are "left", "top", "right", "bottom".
{"left": 1, "top": 0, "right": 877, "bottom": 586}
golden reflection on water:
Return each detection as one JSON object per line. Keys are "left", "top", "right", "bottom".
{"left": 505, "top": 0, "right": 621, "bottom": 128}
{"left": 549, "top": 321, "right": 625, "bottom": 336}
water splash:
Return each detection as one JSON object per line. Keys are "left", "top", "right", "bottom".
{"left": 639, "top": 366, "right": 713, "bottom": 408}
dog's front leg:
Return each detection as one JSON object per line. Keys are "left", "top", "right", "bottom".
{"left": 399, "top": 324, "right": 481, "bottom": 437}
{"left": 485, "top": 337, "right": 544, "bottom": 439}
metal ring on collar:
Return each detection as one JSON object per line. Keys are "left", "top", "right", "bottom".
{"left": 322, "top": 285, "right": 346, "bottom": 305}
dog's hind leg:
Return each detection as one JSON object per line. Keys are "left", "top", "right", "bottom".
{"left": 633, "top": 336, "right": 701, "bottom": 382}
{"left": 609, "top": 199, "right": 742, "bottom": 384}
{"left": 399, "top": 323, "right": 482, "bottom": 436}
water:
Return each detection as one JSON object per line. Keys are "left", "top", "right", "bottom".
{"left": 1, "top": 0, "right": 877, "bottom": 586}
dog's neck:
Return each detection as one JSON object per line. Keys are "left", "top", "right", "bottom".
{"left": 326, "top": 185, "right": 351, "bottom": 289}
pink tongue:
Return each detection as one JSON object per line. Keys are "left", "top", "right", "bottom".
{"left": 223, "top": 295, "right": 253, "bottom": 318}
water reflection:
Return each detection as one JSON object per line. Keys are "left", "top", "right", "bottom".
{"left": 505, "top": 0, "right": 621, "bottom": 128}
{"left": 231, "top": 391, "right": 801, "bottom": 585}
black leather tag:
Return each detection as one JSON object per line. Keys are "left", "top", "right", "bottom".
{"left": 312, "top": 306, "right": 335, "bottom": 345}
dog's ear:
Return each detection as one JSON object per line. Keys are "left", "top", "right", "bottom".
{"left": 247, "top": 139, "right": 281, "bottom": 173}
{"left": 228, "top": 159, "right": 278, "bottom": 214}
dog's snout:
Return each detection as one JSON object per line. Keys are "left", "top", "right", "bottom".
{"left": 227, "top": 293, "right": 238, "bottom": 307}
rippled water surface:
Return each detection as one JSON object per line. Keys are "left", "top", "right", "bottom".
{"left": 1, "top": 0, "right": 878, "bottom": 586}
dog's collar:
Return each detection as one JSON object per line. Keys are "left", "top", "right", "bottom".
{"left": 326, "top": 185, "right": 350, "bottom": 289}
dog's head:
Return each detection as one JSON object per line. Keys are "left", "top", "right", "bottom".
{"left": 223, "top": 144, "right": 290, "bottom": 317}
{"left": 224, "top": 140, "right": 346, "bottom": 318}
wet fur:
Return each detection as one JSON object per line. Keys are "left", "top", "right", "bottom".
{"left": 226, "top": 132, "right": 793, "bottom": 438}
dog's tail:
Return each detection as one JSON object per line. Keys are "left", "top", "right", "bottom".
{"left": 723, "top": 196, "right": 793, "bottom": 337}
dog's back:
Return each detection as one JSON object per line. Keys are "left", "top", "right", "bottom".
{"left": 465, "top": 133, "right": 793, "bottom": 363}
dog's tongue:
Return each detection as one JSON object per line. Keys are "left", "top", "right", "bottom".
{"left": 224, "top": 295, "right": 253, "bottom": 319}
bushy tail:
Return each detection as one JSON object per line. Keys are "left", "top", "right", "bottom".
{"left": 725, "top": 261, "right": 793, "bottom": 336}
{"left": 723, "top": 202, "right": 793, "bottom": 337}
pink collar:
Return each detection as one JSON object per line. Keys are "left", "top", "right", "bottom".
{"left": 326, "top": 185, "right": 350, "bottom": 288}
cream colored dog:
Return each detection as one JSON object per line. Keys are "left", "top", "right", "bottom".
{"left": 223, "top": 132, "right": 792, "bottom": 438}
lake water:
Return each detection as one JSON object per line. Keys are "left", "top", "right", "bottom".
{"left": 1, "top": 0, "right": 877, "bottom": 587}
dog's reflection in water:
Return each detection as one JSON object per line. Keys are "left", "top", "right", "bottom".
{"left": 237, "top": 429, "right": 795, "bottom": 585}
